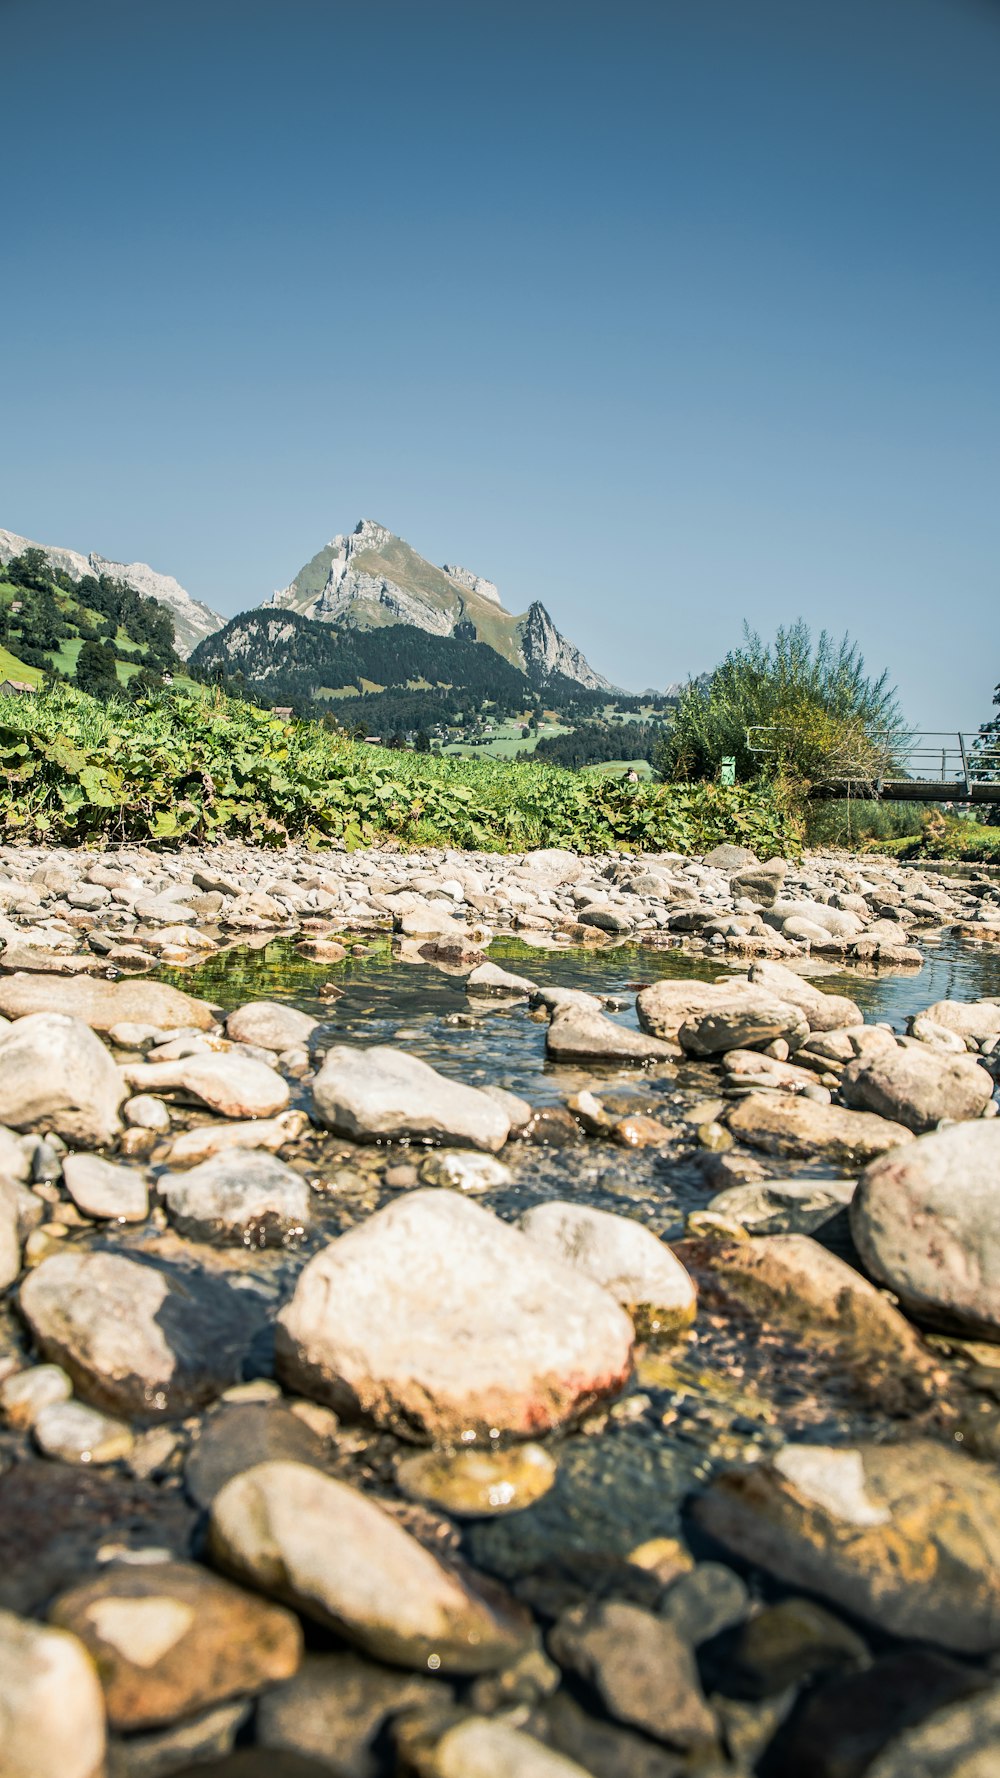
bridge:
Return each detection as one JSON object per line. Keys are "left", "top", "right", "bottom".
{"left": 746, "top": 729, "right": 1000, "bottom": 804}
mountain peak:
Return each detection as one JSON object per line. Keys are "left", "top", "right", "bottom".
{"left": 262, "top": 519, "right": 613, "bottom": 688}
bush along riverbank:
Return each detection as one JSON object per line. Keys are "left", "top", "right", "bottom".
{"left": 0, "top": 844, "right": 998, "bottom": 1774}
{"left": 0, "top": 684, "right": 799, "bottom": 856}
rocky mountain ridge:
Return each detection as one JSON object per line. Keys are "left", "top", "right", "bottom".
{"left": 0, "top": 529, "right": 223, "bottom": 658}
{"left": 264, "top": 518, "right": 613, "bottom": 691}
{"left": 2, "top": 516, "right": 618, "bottom": 691}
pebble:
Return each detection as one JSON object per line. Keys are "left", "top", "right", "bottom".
{"left": 395, "top": 1443, "right": 558, "bottom": 1517}
{"left": 33, "top": 1399, "right": 135, "bottom": 1464}
{"left": 1, "top": 1361, "right": 73, "bottom": 1428}
{"left": 62, "top": 1151, "right": 149, "bottom": 1222}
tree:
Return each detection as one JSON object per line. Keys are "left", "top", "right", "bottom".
{"left": 657, "top": 621, "right": 907, "bottom": 789}
{"left": 6, "top": 547, "right": 52, "bottom": 592}
{"left": 75, "top": 641, "right": 121, "bottom": 700}
{"left": 413, "top": 729, "right": 431, "bottom": 753}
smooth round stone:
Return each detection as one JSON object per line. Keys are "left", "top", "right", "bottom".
{"left": 1, "top": 1363, "right": 73, "bottom": 1429}
{"left": 0, "top": 1606, "right": 107, "bottom": 1778}
{"left": 33, "top": 1399, "right": 134, "bottom": 1465}
{"left": 209, "top": 1460, "right": 532, "bottom": 1674}
{"left": 419, "top": 1151, "right": 512, "bottom": 1193}
{"left": 50, "top": 1558, "right": 302, "bottom": 1731}
{"left": 124, "top": 1094, "right": 172, "bottom": 1133}
{"left": 395, "top": 1444, "right": 557, "bottom": 1518}
{"left": 62, "top": 1152, "right": 149, "bottom": 1223}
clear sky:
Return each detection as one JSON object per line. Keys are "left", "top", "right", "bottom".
{"left": 2, "top": 0, "right": 997, "bottom": 725}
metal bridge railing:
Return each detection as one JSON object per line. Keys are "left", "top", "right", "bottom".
{"left": 745, "top": 728, "right": 1000, "bottom": 796}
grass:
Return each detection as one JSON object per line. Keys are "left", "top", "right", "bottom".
{"left": 0, "top": 645, "right": 43, "bottom": 687}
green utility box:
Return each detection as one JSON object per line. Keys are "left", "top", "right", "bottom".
{"left": 720, "top": 757, "right": 736, "bottom": 786}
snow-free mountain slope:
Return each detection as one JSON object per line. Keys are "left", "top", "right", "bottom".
{"left": 0, "top": 529, "right": 224, "bottom": 657}
{"left": 264, "top": 518, "right": 613, "bottom": 691}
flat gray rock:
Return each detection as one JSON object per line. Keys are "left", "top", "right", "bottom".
{"left": 841, "top": 1043, "right": 994, "bottom": 1133}
{"left": 20, "top": 1250, "right": 262, "bottom": 1419}
{"left": 545, "top": 1008, "right": 677, "bottom": 1065}
{"left": 312, "top": 1044, "right": 509, "bottom": 1151}
{"left": 159, "top": 1149, "right": 310, "bottom": 1245}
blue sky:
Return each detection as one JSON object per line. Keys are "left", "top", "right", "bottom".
{"left": 2, "top": 0, "right": 997, "bottom": 724}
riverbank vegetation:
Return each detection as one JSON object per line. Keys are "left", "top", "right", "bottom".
{"left": 0, "top": 682, "right": 799, "bottom": 855}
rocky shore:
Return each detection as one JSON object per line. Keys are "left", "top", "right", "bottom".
{"left": 0, "top": 840, "right": 999, "bottom": 1777}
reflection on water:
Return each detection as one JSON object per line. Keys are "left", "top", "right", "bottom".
{"left": 164, "top": 932, "right": 1000, "bottom": 1105}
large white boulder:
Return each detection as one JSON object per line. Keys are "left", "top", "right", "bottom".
{"left": 276, "top": 1190, "right": 634, "bottom": 1441}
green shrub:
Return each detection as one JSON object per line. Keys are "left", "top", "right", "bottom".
{"left": 659, "top": 621, "right": 906, "bottom": 790}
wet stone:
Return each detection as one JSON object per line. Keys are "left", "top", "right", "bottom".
{"left": 50, "top": 1558, "right": 302, "bottom": 1731}
{"left": 0, "top": 1457, "right": 197, "bottom": 1615}
{"left": 710, "top": 1595, "right": 870, "bottom": 1699}
{"left": 763, "top": 1650, "right": 993, "bottom": 1778}
{"left": 209, "top": 1459, "right": 532, "bottom": 1673}
{"left": 695, "top": 1438, "right": 1000, "bottom": 1653}
{"left": 657, "top": 1561, "right": 749, "bottom": 1645}
{"left": 184, "top": 1402, "right": 329, "bottom": 1508}
{"left": 548, "top": 1597, "right": 717, "bottom": 1749}
{"left": 256, "top": 1651, "right": 448, "bottom": 1776}
{"left": 394, "top": 1443, "right": 558, "bottom": 1518}
{"left": 529, "top": 1689, "right": 689, "bottom": 1778}
{"left": 20, "top": 1250, "right": 266, "bottom": 1419}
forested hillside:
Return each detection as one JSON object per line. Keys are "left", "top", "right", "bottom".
{"left": 0, "top": 547, "right": 180, "bottom": 696}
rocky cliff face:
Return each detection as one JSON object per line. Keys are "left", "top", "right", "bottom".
{"left": 442, "top": 563, "right": 502, "bottom": 607}
{"left": 518, "top": 601, "right": 612, "bottom": 691}
{"left": 0, "top": 528, "right": 223, "bottom": 657}
{"left": 265, "top": 518, "right": 613, "bottom": 689}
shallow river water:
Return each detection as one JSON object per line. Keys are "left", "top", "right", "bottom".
{"left": 154, "top": 934, "right": 1000, "bottom": 1583}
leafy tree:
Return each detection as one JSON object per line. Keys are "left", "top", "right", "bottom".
{"left": 413, "top": 729, "right": 431, "bottom": 753}
{"left": 75, "top": 641, "right": 120, "bottom": 700}
{"left": 6, "top": 547, "right": 52, "bottom": 592}
{"left": 658, "top": 621, "right": 907, "bottom": 789}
